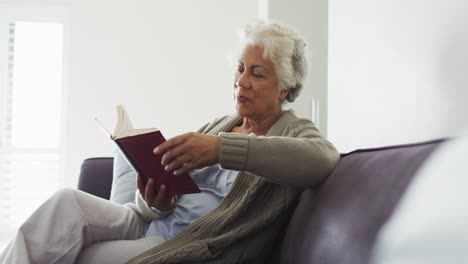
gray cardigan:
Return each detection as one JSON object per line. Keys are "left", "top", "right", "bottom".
{"left": 128, "top": 110, "right": 340, "bottom": 263}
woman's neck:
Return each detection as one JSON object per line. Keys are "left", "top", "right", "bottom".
{"left": 237, "top": 109, "right": 283, "bottom": 136}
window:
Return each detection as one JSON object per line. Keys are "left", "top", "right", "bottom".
{"left": 0, "top": 6, "right": 68, "bottom": 249}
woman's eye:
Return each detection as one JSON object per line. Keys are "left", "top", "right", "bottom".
{"left": 253, "top": 72, "right": 263, "bottom": 78}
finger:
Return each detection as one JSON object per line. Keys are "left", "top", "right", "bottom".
{"left": 154, "top": 184, "right": 170, "bottom": 210}
{"left": 136, "top": 174, "right": 145, "bottom": 196}
{"left": 165, "top": 153, "right": 192, "bottom": 172}
{"left": 154, "top": 134, "right": 187, "bottom": 155}
{"left": 160, "top": 138, "right": 191, "bottom": 166}
{"left": 145, "top": 178, "right": 156, "bottom": 203}
{"left": 154, "top": 184, "right": 175, "bottom": 210}
{"left": 174, "top": 161, "right": 196, "bottom": 176}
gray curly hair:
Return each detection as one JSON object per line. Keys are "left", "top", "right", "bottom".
{"left": 238, "top": 20, "right": 308, "bottom": 103}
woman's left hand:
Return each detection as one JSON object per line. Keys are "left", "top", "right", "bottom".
{"left": 154, "top": 132, "right": 220, "bottom": 176}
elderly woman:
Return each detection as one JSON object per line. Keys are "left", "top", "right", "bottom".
{"left": 0, "top": 20, "right": 339, "bottom": 263}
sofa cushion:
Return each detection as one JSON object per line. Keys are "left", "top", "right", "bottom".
{"left": 279, "top": 139, "right": 443, "bottom": 264}
{"left": 110, "top": 149, "right": 138, "bottom": 204}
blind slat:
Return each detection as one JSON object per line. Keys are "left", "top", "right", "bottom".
{"left": 0, "top": 21, "right": 64, "bottom": 236}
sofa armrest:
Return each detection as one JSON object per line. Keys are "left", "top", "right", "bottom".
{"left": 77, "top": 157, "right": 114, "bottom": 200}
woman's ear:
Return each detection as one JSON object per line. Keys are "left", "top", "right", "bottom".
{"left": 280, "top": 89, "right": 289, "bottom": 101}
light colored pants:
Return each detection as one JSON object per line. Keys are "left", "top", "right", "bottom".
{"left": 0, "top": 188, "right": 164, "bottom": 264}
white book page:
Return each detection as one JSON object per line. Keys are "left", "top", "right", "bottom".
{"left": 115, "top": 127, "right": 160, "bottom": 138}
{"left": 113, "top": 104, "right": 159, "bottom": 139}
{"left": 114, "top": 104, "right": 132, "bottom": 135}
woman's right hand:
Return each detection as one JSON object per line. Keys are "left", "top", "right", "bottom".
{"left": 137, "top": 174, "right": 176, "bottom": 210}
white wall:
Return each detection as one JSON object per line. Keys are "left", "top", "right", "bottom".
{"left": 64, "top": 0, "right": 328, "bottom": 186}
{"left": 268, "top": 0, "right": 328, "bottom": 135}
{"left": 65, "top": 0, "right": 258, "bottom": 186}
{"left": 328, "top": 0, "right": 468, "bottom": 152}
{"left": 4, "top": 0, "right": 467, "bottom": 192}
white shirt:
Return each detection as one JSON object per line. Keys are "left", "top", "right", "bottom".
{"left": 145, "top": 164, "right": 238, "bottom": 240}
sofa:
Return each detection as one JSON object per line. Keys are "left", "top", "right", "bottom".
{"left": 77, "top": 139, "right": 444, "bottom": 263}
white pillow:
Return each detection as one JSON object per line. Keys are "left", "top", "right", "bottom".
{"left": 372, "top": 128, "right": 468, "bottom": 263}
{"left": 110, "top": 149, "right": 137, "bottom": 204}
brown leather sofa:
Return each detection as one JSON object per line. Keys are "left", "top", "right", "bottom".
{"left": 78, "top": 139, "right": 443, "bottom": 263}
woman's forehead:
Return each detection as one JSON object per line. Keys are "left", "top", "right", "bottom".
{"left": 239, "top": 45, "right": 274, "bottom": 68}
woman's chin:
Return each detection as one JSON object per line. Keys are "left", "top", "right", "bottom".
{"left": 235, "top": 106, "right": 251, "bottom": 118}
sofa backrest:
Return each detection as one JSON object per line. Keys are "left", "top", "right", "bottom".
{"left": 78, "top": 157, "right": 114, "bottom": 200}
{"left": 279, "top": 139, "right": 444, "bottom": 264}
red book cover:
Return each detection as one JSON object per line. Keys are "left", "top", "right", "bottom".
{"left": 115, "top": 130, "right": 201, "bottom": 195}
{"left": 95, "top": 104, "right": 200, "bottom": 195}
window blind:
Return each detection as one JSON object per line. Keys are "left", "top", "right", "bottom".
{"left": 0, "top": 21, "right": 64, "bottom": 248}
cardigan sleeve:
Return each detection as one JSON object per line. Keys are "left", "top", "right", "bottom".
{"left": 218, "top": 119, "right": 340, "bottom": 187}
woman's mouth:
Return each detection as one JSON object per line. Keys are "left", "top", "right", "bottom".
{"left": 237, "top": 96, "right": 249, "bottom": 103}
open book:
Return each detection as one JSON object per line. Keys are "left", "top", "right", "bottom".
{"left": 95, "top": 105, "right": 201, "bottom": 195}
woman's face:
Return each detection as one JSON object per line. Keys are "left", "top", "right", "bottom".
{"left": 234, "top": 45, "right": 288, "bottom": 120}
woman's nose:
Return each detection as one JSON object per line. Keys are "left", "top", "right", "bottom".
{"left": 235, "top": 72, "right": 251, "bottom": 89}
